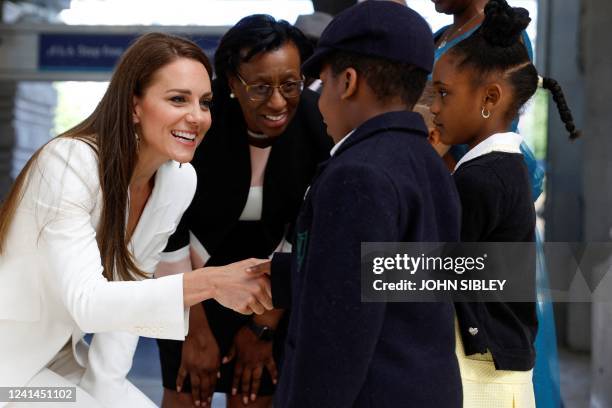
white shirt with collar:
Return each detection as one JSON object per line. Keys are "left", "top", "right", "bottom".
{"left": 301, "top": 130, "right": 357, "bottom": 202}
{"left": 453, "top": 131, "right": 523, "bottom": 173}
{"left": 330, "top": 129, "right": 356, "bottom": 157}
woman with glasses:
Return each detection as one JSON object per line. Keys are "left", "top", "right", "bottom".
{"left": 155, "top": 14, "right": 333, "bottom": 408}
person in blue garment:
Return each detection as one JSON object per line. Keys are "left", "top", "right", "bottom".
{"left": 426, "top": 1, "right": 562, "bottom": 406}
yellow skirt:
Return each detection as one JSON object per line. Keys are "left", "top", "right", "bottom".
{"left": 455, "top": 319, "right": 535, "bottom": 408}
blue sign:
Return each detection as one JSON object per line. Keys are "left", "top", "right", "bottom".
{"left": 38, "top": 32, "right": 221, "bottom": 72}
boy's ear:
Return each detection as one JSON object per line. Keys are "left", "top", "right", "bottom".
{"left": 340, "top": 67, "right": 359, "bottom": 100}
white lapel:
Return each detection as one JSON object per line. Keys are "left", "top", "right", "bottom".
{"left": 128, "top": 161, "right": 177, "bottom": 276}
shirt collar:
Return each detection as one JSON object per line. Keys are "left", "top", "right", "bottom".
{"left": 330, "top": 129, "right": 356, "bottom": 157}
{"left": 453, "top": 132, "right": 523, "bottom": 173}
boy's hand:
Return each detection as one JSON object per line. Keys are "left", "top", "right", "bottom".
{"left": 246, "top": 261, "right": 271, "bottom": 276}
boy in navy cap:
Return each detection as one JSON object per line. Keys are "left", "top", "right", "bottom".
{"left": 254, "top": 2, "right": 462, "bottom": 406}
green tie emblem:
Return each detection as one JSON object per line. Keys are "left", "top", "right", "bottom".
{"left": 296, "top": 231, "right": 309, "bottom": 270}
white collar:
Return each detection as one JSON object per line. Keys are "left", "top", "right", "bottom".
{"left": 453, "top": 132, "right": 523, "bottom": 173}
{"left": 330, "top": 129, "right": 355, "bottom": 157}
{"left": 247, "top": 129, "right": 269, "bottom": 139}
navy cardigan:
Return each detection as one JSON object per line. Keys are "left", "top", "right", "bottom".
{"left": 454, "top": 152, "right": 538, "bottom": 371}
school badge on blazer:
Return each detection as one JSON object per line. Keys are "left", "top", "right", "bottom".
{"left": 296, "top": 230, "right": 309, "bottom": 271}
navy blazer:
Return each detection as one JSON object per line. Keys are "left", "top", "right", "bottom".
{"left": 272, "top": 111, "right": 462, "bottom": 407}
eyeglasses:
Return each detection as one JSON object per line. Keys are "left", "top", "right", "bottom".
{"left": 235, "top": 72, "right": 305, "bottom": 102}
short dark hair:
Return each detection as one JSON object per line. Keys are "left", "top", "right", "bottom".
{"left": 326, "top": 51, "right": 428, "bottom": 108}
{"left": 214, "top": 14, "right": 312, "bottom": 93}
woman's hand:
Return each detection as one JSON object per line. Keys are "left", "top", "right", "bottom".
{"left": 176, "top": 305, "right": 219, "bottom": 407}
{"left": 223, "top": 326, "right": 278, "bottom": 405}
{"left": 183, "top": 259, "right": 272, "bottom": 313}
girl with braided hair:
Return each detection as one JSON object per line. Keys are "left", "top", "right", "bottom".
{"left": 430, "top": 0, "right": 579, "bottom": 406}
{"left": 428, "top": 3, "right": 575, "bottom": 407}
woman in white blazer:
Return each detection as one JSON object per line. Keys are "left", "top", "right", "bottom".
{"left": 0, "top": 33, "right": 272, "bottom": 407}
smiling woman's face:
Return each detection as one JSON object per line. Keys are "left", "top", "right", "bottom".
{"left": 133, "top": 57, "right": 212, "bottom": 166}
{"left": 228, "top": 41, "right": 302, "bottom": 138}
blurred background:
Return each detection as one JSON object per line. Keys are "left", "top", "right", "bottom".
{"left": 0, "top": 0, "right": 610, "bottom": 407}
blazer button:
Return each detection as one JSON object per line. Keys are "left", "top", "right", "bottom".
{"left": 468, "top": 327, "right": 479, "bottom": 336}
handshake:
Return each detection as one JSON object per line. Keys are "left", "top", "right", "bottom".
{"left": 182, "top": 258, "right": 275, "bottom": 315}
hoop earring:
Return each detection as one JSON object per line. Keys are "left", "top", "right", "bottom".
{"left": 481, "top": 106, "right": 491, "bottom": 119}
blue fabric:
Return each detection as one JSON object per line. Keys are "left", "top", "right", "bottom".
{"left": 521, "top": 143, "right": 544, "bottom": 200}
{"left": 534, "top": 229, "right": 563, "bottom": 408}
{"left": 433, "top": 22, "right": 560, "bottom": 407}
{"left": 432, "top": 25, "right": 479, "bottom": 69}
{"left": 429, "top": 25, "right": 479, "bottom": 81}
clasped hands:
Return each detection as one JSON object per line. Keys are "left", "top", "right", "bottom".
{"left": 183, "top": 258, "right": 273, "bottom": 315}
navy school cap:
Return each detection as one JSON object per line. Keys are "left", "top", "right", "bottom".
{"left": 301, "top": 1, "right": 434, "bottom": 78}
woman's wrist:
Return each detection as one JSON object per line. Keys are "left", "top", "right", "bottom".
{"left": 182, "top": 268, "right": 216, "bottom": 307}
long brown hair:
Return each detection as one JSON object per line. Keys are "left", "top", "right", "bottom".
{"left": 0, "top": 33, "right": 212, "bottom": 281}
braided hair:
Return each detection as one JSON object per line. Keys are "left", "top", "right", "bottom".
{"left": 449, "top": 0, "right": 580, "bottom": 139}
{"left": 542, "top": 77, "right": 581, "bottom": 139}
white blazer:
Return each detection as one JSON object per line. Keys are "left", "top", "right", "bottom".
{"left": 0, "top": 138, "right": 196, "bottom": 405}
